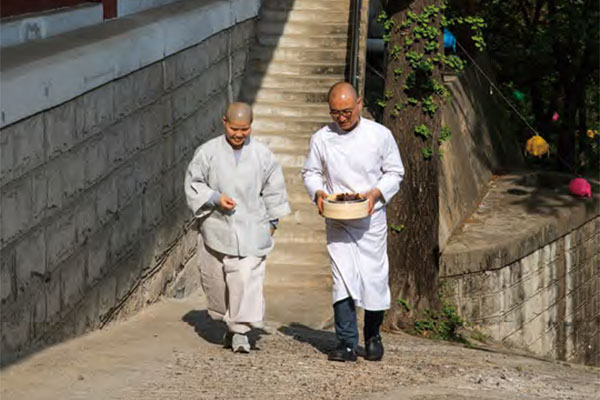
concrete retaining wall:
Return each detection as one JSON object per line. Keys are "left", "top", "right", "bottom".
{"left": 441, "top": 173, "right": 599, "bottom": 366}
{"left": 0, "top": 8, "right": 257, "bottom": 364}
{"left": 445, "top": 218, "right": 598, "bottom": 365}
{"left": 439, "top": 62, "right": 523, "bottom": 251}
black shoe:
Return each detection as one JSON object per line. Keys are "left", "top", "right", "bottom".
{"left": 328, "top": 344, "right": 358, "bottom": 362}
{"left": 223, "top": 332, "right": 233, "bottom": 348}
{"left": 365, "top": 335, "right": 384, "bottom": 361}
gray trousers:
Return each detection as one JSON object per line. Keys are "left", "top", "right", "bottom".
{"left": 198, "top": 242, "right": 266, "bottom": 334}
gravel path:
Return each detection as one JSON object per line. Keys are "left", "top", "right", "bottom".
{"left": 2, "top": 295, "right": 598, "bottom": 400}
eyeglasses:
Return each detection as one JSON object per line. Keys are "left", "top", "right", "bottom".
{"left": 329, "top": 108, "right": 354, "bottom": 118}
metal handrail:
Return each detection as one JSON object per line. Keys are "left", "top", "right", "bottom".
{"left": 349, "top": 0, "right": 362, "bottom": 90}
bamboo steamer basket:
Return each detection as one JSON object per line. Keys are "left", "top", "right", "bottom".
{"left": 322, "top": 193, "right": 369, "bottom": 220}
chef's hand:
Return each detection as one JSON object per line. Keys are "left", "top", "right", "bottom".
{"left": 315, "top": 190, "right": 328, "bottom": 215}
{"left": 363, "top": 188, "right": 381, "bottom": 215}
{"left": 219, "top": 194, "right": 236, "bottom": 211}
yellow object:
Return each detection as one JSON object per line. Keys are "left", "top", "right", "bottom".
{"left": 587, "top": 129, "right": 598, "bottom": 139}
{"left": 526, "top": 135, "right": 549, "bottom": 157}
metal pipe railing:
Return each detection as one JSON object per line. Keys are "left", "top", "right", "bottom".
{"left": 349, "top": 0, "right": 362, "bottom": 90}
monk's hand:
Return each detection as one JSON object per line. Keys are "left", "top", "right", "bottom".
{"left": 270, "top": 226, "right": 276, "bottom": 236}
{"left": 315, "top": 190, "right": 328, "bottom": 215}
{"left": 364, "top": 188, "right": 381, "bottom": 215}
{"left": 219, "top": 194, "right": 236, "bottom": 211}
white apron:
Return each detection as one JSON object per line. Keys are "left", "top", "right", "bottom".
{"left": 302, "top": 118, "right": 404, "bottom": 311}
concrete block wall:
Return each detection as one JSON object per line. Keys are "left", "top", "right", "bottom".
{"left": 443, "top": 217, "right": 599, "bottom": 366}
{"left": 0, "top": 18, "right": 256, "bottom": 365}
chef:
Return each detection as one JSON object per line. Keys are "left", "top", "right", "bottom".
{"left": 185, "top": 102, "right": 290, "bottom": 353}
{"left": 302, "top": 82, "right": 404, "bottom": 362}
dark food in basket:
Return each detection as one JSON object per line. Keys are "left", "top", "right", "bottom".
{"left": 334, "top": 193, "right": 364, "bottom": 202}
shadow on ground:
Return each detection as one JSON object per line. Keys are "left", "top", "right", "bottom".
{"left": 182, "top": 310, "right": 270, "bottom": 349}
{"left": 278, "top": 323, "right": 338, "bottom": 354}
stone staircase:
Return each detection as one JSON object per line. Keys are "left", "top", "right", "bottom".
{"left": 240, "top": 0, "right": 353, "bottom": 328}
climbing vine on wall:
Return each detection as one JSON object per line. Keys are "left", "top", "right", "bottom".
{"left": 377, "top": 2, "right": 486, "bottom": 159}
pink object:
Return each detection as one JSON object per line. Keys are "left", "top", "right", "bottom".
{"left": 552, "top": 112, "right": 559, "bottom": 122}
{"left": 569, "top": 178, "right": 592, "bottom": 198}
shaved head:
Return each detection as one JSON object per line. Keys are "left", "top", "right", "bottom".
{"left": 328, "top": 82, "right": 358, "bottom": 103}
{"left": 328, "top": 82, "right": 362, "bottom": 131}
{"left": 225, "top": 102, "right": 253, "bottom": 124}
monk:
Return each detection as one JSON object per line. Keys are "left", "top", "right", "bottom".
{"left": 185, "top": 102, "right": 291, "bottom": 353}
{"left": 302, "top": 83, "right": 404, "bottom": 362}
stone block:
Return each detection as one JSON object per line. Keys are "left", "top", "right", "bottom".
{"left": 116, "top": 163, "right": 137, "bottom": 209}
{"left": 0, "top": 113, "right": 45, "bottom": 186}
{"left": 45, "top": 267, "right": 62, "bottom": 321}
{"left": 116, "top": 112, "right": 143, "bottom": 158}
{"left": 231, "top": 48, "right": 248, "bottom": 78}
{"left": 1, "top": 176, "right": 32, "bottom": 245}
{"left": 46, "top": 209, "right": 76, "bottom": 270}
{"left": 95, "top": 175, "right": 118, "bottom": 226}
{"left": 162, "top": 31, "right": 227, "bottom": 91}
{"left": 113, "top": 73, "right": 136, "bottom": 120}
{"left": 231, "top": 19, "right": 255, "bottom": 50}
{"left": 59, "top": 250, "right": 87, "bottom": 311}
{"left": 31, "top": 169, "right": 47, "bottom": 225}
{"left": 142, "top": 268, "right": 168, "bottom": 305}
{"left": 139, "top": 102, "right": 165, "bottom": 147}
{"left": 160, "top": 167, "right": 179, "bottom": 212}
{"left": 182, "top": 226, "right": 199, "bottom": 262}
{"left": 15, "top": 227, "right": 46, "bottom": 290}
{"left": 83, "top": 135, "right": 109, "bottom": 186}
{"left": 132, "top": 156, "right": 152, "bottom": 196}
{"left": 75, "top": 194, "right": 98, "bottom": 245}
{"left": 1, "top": 248, "right": 15, "bottom": 303}
{"left": 105, "top": 125, "right": 126, "bottom": 166}
{"left": 1, "top": 311, "right": 30, "bottom": 357}
{"left": 160, "top": 134, "right": 176, "bottom": 174}
{"left": 46, "top": 149, "right": 86, "bottom": 210}
{"left": 81, "top": 83, "right": 115, "bottom": 139}
{"left": 44, "top": 100, "right": 82, "bottom": 158}
{"left": 142, "top": 183, "right": 163, "bottom": 230}
{"left": 31, "top": 287, "right": 47, "bottom": 338}
{"left": 98, "top": 274, "right": 116, "bottom": 321}
{"left": 122, "top": 198, "right": 143, "bottom": 246}
{"left": 74, "top": 286, "right": 99, "bottom": 335}
{"left": 86, "top": 231, "right": 109, "bottom": 287}
{"left": 132, "top": 62, "right": 164, "bottom": 109}
{"left": 115, "top": 252, "right": 142, "bottom": 302}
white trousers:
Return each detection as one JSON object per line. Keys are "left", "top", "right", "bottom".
{"left": 198, "top": 242, "right": 266, "bottom": 334}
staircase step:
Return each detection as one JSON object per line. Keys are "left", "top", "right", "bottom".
{"left": 274, "top": 151, "right": 307, "bottom": 168}
{"left": 269, "top": 238, "right": 327, "bottom": 266}
{"left": 253, "top": 101, "right": 331, "bottom": 118}
{"left": 258, "top": 21, "right": 348, "bottom": 36}
{"left": 254, "top": 132, "right": 312, "bottom": 152}
{"left": 250, "top": 45, "right": 348, "bottom": 63}
{"left": 248, "top": 87, "right": 329, "bottom": 103}
{"left": 284, "top": 200, "right": 323, "bottom": 226}
{"left": 247, "top": 73, "right": 344, "bottom": 90}
{"left": 264, "top": 286, "right": 332, "bottom": 329}
{"left": 282, "top": 167, "right": 305, "bottom": 187}
{"left": 252, "top": 116, "right": 330, "bottom": 133}
{"left": 261, "top": 9, "right": 350, "bottom": 23}
{"left": 262, "top": 0, "right": 350, "bottom": 11}
{"left": 249, "top": 58, "right": 346, "bottom": 76}
{"left": 258, "top": 34, "right": 349, "bottom": 49}
{"left": 275, "top": 218, "right": 325, "bottom": 243}
{"left": 264, "top": 262, "right": 331, "bottom": 289}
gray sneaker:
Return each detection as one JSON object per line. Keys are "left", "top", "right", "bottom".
{"left": 232, "top": 333, "right": 250, "bottom": 353}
